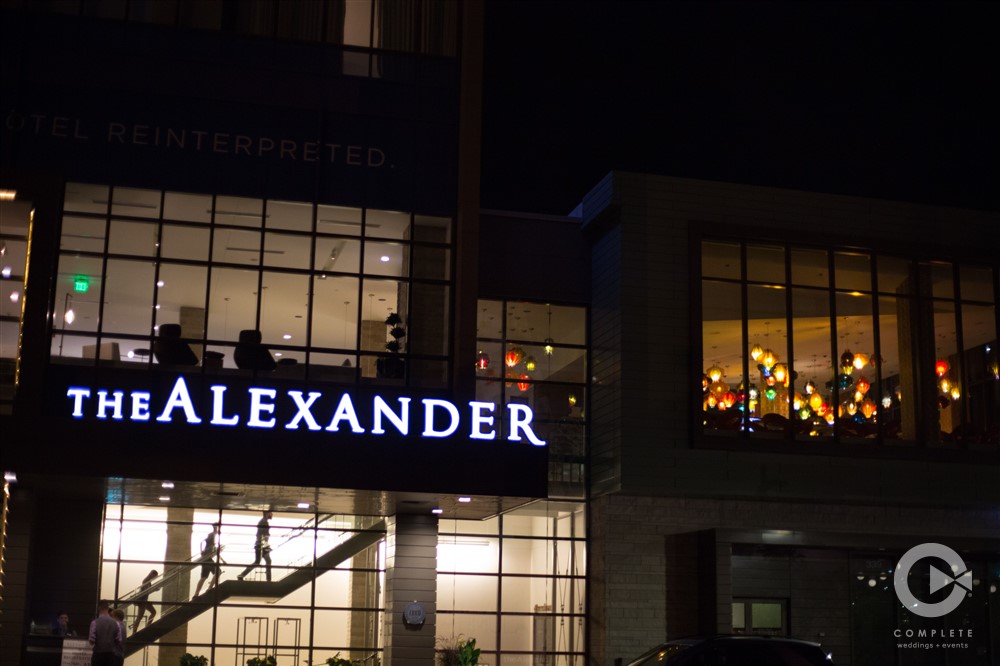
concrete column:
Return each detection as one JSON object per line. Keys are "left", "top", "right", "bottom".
{"left": 348, "top": 516, "right": 381, "bottom": 663}
{"left": 158, "top": 506, "right": 194, "bottom": 665}
{"left": 383, "top": 514, "right": 438, "bottom": 666}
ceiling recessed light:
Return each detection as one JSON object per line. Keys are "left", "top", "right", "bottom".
{"left": 161, "top": 481, "right": 174, "bottom": 489}
{"left": 283, "top": 334, "right": 292, "bottom": 340}
{"left": 9, "top": 291, "right": 18, "bottom": 302}
{"left": 431, "top": 508, "right": 443, "bottom": 515}
{"left": 458, "top": 497, "right": 471, "bottom": 503}
{"left": 297, "top": 502, "right": 310, "bottom": 509}
{"left": 156, "top": 280, "right": 164, "bottom": 287}
{"left": 275, "top": 352, "right": 283, "bottom": 357}
{"left": 1, "top": 267, "right": 11, "bottom": 278}
{"left": 380, "top": 255, "right": 390, "bottom": 262}
{"left": 158, "top": 496, "right": 170, "bottom": 502}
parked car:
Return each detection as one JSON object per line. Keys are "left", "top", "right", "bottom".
{"left": 625, "top": 636, "right": 834, "bottom": 666}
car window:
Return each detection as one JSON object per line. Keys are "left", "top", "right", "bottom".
{"left": 633, "top": 644, "right": 691, "bottom": 666}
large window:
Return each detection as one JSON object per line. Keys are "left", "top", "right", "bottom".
{"left": 437, "top": 501, "right": 587, "bottom": 666}
{"left": 53, "top": 183, "right": 453, "bottom": 387}
{"left": 475, "top": 301, "right": 588, "bottom": 496}
{"left": 700, "top": 240, "right": 999, "bottom": 448}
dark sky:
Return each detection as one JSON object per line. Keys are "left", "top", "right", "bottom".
{"left": 480, "top": 2, "right": 1000, "bottom": 215}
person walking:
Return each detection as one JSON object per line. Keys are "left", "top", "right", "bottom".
{"left": 194, "top": 523, "right": 225, "bottom": 596}
{"left": 238, "top": 510, "right": 273, "bottom": 582}
{"left": 88, "top": 601, "right": 122, "bottom": 666}
{"left": 110, "top": 608, "right": 127, "bottom": 666}
{"left": 130, "top": 569, "right": 158, "bottom": 632}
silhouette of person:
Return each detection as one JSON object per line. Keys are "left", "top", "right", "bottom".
{"left": 131, "top": 569, "right": 158, "bottom": 632}
{"left": 194, "top": 523, "right": 225, "bottom": 596}
{"left": 238, "top": 510, "right": 272, "bottom": 581}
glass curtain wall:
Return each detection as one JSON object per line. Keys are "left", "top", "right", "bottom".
{"left": 700, "top": 240, "right": 999, "bottom": 448}
{"left": 99, "top": 499, "right": 586, "bottom": 666}
{"left": 437, "top": 501, "right": 587, "bottom": 666}
{"left": 101, "top": 503, "right": 386, "bottom": 665}
{"left": 53, "top": 183, "right": 453, "bottom": 388}
{"left": 475, "top": 301, "right": 588, "bottom": 496}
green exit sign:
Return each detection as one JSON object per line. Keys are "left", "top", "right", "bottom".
{"left": 73, "top": 276, "right": 89, "bottom": 293}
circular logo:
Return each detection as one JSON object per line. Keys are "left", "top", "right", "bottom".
{"left": 403, "top": 602, "right": 425, "bottom": 626}
{"left": 894, "top": 543, "right": 971, "bottom": 618}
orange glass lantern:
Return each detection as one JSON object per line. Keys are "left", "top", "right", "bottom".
{"left": 707, "top": 365, "right": 724, "bottom": 382}
{"left": 853, "top": 352, "right": 869, "bottom": 370}
{"left": 761, "top": 349, "right": 777, "bottom": 368}
{"left": 861, "top": 400, "right": 876, "bottom": 419}
{"left": 722, "top": 391, "right": 737, "bottom": 408}
{"left": 809, "top": 393, "right": 824, "bottom": 411}
{"left": 750, "top": 343, "right": 764, "bottom": 361}
{"left": 855, "top": 375, "right": 870, "bottom": 395}
{"left": 517, "top": 374, "right": 531, "bottom": 392}
{"left": 773, "top": 363, "right": 788, "bottom": 383}
{"left": 935, "top": 359, "right": 949, "bottom": 377}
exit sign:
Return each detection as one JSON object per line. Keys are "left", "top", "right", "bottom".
{"left": 73, "top": 276, "right": 89, "bottom": 293}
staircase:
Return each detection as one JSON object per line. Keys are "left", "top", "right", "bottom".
{"left": 123, "top": 519, "right": 386, "bottom": 656}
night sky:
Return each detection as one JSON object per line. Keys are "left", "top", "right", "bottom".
{"left": 480, "top": 2, "right": 1000, "bottom": 215}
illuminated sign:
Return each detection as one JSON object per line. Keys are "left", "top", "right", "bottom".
{"left": 73, "top": 275, "right": 89, "bottom": 293}
{"left": 64, "top": 377, "right": 546, "bottom": 446}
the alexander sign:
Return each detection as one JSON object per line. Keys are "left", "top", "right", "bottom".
{"left": 63, "top": 376, "right": 546, "bottom": 446}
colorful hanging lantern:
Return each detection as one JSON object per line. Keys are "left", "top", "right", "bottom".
{"left": 750, "top": 343, "right": 764, "bottom": 361}
{"left": 816, "top": 402, "right": 829, "bottom": 417}
{"left": 809, "top": 392, "right": 824, "bottom": 411}
{"left": 939, "top": 377, "right": 951, "bottom": 393}
{"left": 475, "top": 350, "right": 490, "bottom": 370}
{"left": 853, "top": 352, "right": 869, "bottom": 370}
{"left": 568, "top": 393, "right": 577, "bottom": 407}
{"left": 761, "top": 349, "right": 777, "bottom": 368}
{"left": 709, "top": 381, "right": 728, "bottom": 395}
{"left": 855, "top": 375, "right": 870, "bottom": 395}
{"left": 935, "top": 359, "right": 950, "bottom": 377}
{"left": 847, "top": 402, "right": 858, "bottom": 416}
{"left": 840, "top": 350, "right": 854, "bottom": 368}
{"left": 825, "top": 412, "right": 835, "bottom": 425}
{"left": 764, "top": 387, "right": 777, "bottom": 400}
{"left": 517, "top": 374, "right": 531, "bottom": 392}
{"left": 543, "top": 338, "right": 555, "bottom": 355}
{"left": 706, "top": 394, "right": 718, "bottom": 408}
{"left": 722, "top": 391, "right": 737, "bottom": 408}
{"left": 505, "top": 347, "right": 525, "bottom": 368}
{"left": 881, "top": 395, "right": 893, "bottom": 409}
{"left": 524, "top": 356, "right": 537, "bottom": 372}
{"left": 702, "top": 375, "right": 711, "bottom": 390}
{"left": 804, "top": 380, "right": 816, "bottom": 395}
{"left": 792, "top": 392, "right": 803, "bottom": 410}
{"left": 766, "top": 374, "right": 777, "bottom": 387}
{"left": 861, "top": 400, "right": 876, "bottom": 419}
{"left": 773, "top": 363, "right": 788, "bottom": 383}
{"left": 950, "top": 386, "right": 961, "bottom": 400}
{"left": 853, "top": 390, "right": 864, "bottom": 403}
{"left": 707, "top": 365, "right": 724, "bottom": 382}
{"left": 799, "top": 408, "right": 811, "bottom": 420}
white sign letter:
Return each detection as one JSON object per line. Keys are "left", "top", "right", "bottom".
{"left": 469, "top": 401, "right": 497, "bottom": 440}
{"left": 507, "top": 404, "right": 546, "bottom": 446}
{"left": 210, "top": 385, "right": 240, "bottom": 426}
{"left": 247, "top": 388, "right": 277, "bottom": 428}
{"left": 96, "top": 390, "right": 125, "bottom": 420}
{"left": 131, "top": 392, "right": 151, "bottom": 421}
{"left": 326, "top": 394, "right": 365, "bottom": 433}
{"left": 67, "top": 387, "right": 91, "bottom": 417}
{"left": 286, "top": 391, "right": 323, "bottom": 431}
{"left": 422, "top": 399, "right": 459, "bottom": 438}
{"left": 372, "top": 396, "right": 410, "bottom": 435}
{"left": 156, "top": 377, "right": 202, "bottom": 424}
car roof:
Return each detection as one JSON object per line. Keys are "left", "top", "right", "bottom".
{"left": 626, "top": 635, "right": 826, "bottom": 666}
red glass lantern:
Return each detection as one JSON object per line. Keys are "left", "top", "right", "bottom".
{"left": 517, "top": 374, "right": 531, "bottom": 392}
{"left": 505, "top": 347, "right": 524, "bottom": 368}
{"left": 935, "top": 359, "right": 950, "bottom": 377}
{"left": 475, "top": 350, "right": 490, "bottom": 370}
{"left": 722, "top": 391, "right": 737, "bottom": 408}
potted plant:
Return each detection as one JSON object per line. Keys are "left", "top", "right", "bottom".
{"left": 375, "top": 312, "right": 406, "bottom": 378}
{"left": 437, "top": 636, "right": 479, "bottom": 666}
{"left": 246, "top": 657, "right": 277, "bottom": 666}
{"left": 325, "top": 653, "right": 354, "bottom": 666}
{"left": 180, "top": 655, "right": 209, "bottom": 666}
